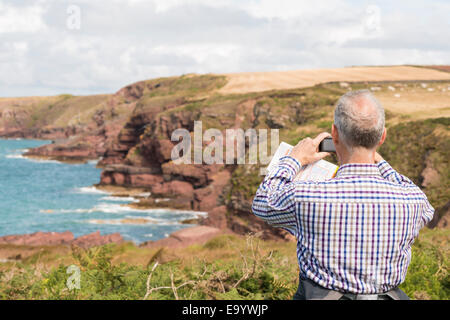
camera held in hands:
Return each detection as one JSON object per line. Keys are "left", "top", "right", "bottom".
{"left": 319, "top": 137, "right": 336, "bottom": 153}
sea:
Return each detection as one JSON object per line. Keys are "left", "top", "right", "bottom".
{"left": 0, "top": 139, "right": 206, "bottom": 244}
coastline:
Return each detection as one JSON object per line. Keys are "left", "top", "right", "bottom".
{"left": 2, "top": 75, "right": 447, "bottom": 249}
{"left": 23, "top": 153, "right": 99, "bottom": 165}
{"left": 0, "top": 145, "right": 214, "bottom": 248}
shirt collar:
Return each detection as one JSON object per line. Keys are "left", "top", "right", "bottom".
{"left": 335, "top": 163, "right": 381, "bottom": 178}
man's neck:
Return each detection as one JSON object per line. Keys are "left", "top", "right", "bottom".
{"left": 340, "top": 148, "right": 376, "bottom": 165}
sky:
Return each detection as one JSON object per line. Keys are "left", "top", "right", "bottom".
{"left": 0, "top": 0, "right": 449, "bottom": 97}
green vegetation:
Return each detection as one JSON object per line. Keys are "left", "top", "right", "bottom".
{"left": 0, "top": 229, "right": 447, "bottom": 300}
{"left": 380, "top": 117, "right": 450, "bottom": 212}
{"left": 0, "top": 234, "right": 298, "bottom": 300}
{"left": 21, "top": 94, "right": 110, "bottom": 129}
{"left": 399, "top": 228, "right": 449, "bottom": 299}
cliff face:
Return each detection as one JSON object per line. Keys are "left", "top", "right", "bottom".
{"left": 93, "top": 74, "right": 350, "bottom": 239}
{"left": 98, "top": 75, "right": 263, "bottom": 235}
{"left": 1, "top": 75, "right": 449, "bottom": 239}
{"left": 0, "top": 89, "right": 145, "bottom": 162}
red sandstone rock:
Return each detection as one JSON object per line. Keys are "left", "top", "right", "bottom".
{"left": 157, "top": 139, "right": 175, "bottom": 161}
{"left": 112, "top": 142, "right": 131, "bottom": 153}
{"left": 194, "top": 187, "right": 215, "bottom": 211}
{"left": 112, "top": 172, "right": 126, "bottom": 185}
{"left": 151, "top": 180, "right": 194, "bottom": 199}
{"left": 72, "top": 231, "right": 123, "bottom": 249}
{"left": 0, "top": 231, "right": 123, "bottom": 248}
{"left": 118, "top": 128, "right": 138, "bottom": 143}
{"left": 140, "top": 226, "right": 223, "bottom": 249}
{"left": 201, "top": 205, "right": 228, "bottom": 229}
{"left": 0, "top": 231, "right": 74, "bottom": 246}
{"left": 194, "top": 170, "right": 231, "bottom": 211}
{"left": 115, "top": 81, "right": 146, "bottom": 101}
{"left": 100, "top": 171, "right": 113, "bottom": 184}
{"left": 161, "top": 162, "right": 208, "bottom": 187}
{"left": 129, "top": 174, "right": 164, "bottom": 187}
{"left": 421, "top": 158, "right": 440, "bottom": 187}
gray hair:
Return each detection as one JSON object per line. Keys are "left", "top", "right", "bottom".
{"left": 334, "top": 89, "right": 385, "bottom": 149}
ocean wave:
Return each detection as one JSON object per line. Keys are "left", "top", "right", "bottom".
{"left": 137, "top": 192, "right": 151, "bottom": 197}
{"left": 123, "top": 215, "right": 173, "bottom": 223}
{"left": 27, "top": 158, "right": 62, "bottom": 164}
{"left": 87, "top": 159, "right": 101, "bottom": 165}
{"left": 91, "top": 203, "right": 208, "bottom": 217}
{"left": 87, "top": 217, "right": 180, "bottom": 226}
{"left": 100, "top": 196, "right": 139, "bottom": 202}
{"left": 73, "top": 186, "right": 110, "bottom": 195}
{"left": 155, "top": 198, "right": 170, "bottom": 203}
{"left": 5, "top": 154, "right": 25, "bottom": 159}
{"left": 40, "top": 208, "right": 94, "bottom": 214}
{"left": 8, "top": 154, "right": 62, "bottom": 164}
{"left": 5, "top": 148, "right": 27, "bottom": 159}
{"left": 142, "top": 208, "right": 208, "bottom": 217}
{"left": 39, "top": 202, "right": 208, "bottom": 220}
{"left": 92, "top": 203, "right": 136, "bottom": 214}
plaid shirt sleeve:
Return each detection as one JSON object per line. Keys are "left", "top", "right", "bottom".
{"left": 377, "top": 160, "right": 415, "bottom": 185}
{"left": 377, "top": 160, "right": 435, "bottom": 228}
{"left": 252, "top": 156, "right": 302, "bottom": 235}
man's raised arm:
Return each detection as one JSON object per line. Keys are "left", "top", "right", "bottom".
{"left": 252, "top": 133, "right": 330, "bottom": 235}
{"left": 375, "top": 152, "right": 415, "bottom": 185}
{"left": 375, "top": 152, "right": 435, "bottom": 227}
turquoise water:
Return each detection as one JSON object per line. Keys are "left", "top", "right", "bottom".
{"left": 0, "top": 139, "right": 205, "bottom": 244}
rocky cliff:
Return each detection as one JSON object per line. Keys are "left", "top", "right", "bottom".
{"left": 1, "top": 74, "right": 449, "bottom": 240}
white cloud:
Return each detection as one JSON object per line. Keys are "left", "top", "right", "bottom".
{"left": 242, "top": 0, "right": 347, "bottom": 20}
{"left": 0, "top": 0, "right": 448, "bottom": 97}
{"left": 0, "top": 2, "right": 47, "bottom": 33}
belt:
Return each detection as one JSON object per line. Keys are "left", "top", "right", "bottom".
{"left": 339, "top": 292, "right": 395, "bottom": 300}
{"left": 294, "top": 275, "right": 409, "bottom": 300}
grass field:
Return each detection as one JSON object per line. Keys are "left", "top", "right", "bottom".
{"left": 218, "top": 65, "right": 450, "bottom": 94}
{"left": 0, "top": 228, "right": 447, "bottom": 300}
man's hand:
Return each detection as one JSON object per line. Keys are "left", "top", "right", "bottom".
{"left": 289, "top": 132, "right": 331, "bottom": 166}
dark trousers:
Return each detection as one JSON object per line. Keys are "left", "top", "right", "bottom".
{"left": 293, "top": 274, "right": 410, "bottom": 300}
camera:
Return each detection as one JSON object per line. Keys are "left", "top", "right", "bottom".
{"left": 319, "top": 137, "right": 336, "bottom": 153}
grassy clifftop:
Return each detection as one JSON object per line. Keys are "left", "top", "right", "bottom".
{"left": 0, "top": 94, "right": 110, "bottom": 135}
{"left": 0, "top": 228, "right": 447, "bottom": 300}
{"left": 380, "top": 117, "right": 450, "bottom": 215}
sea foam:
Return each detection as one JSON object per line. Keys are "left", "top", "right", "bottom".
{"left": 100, "top": 196, "right": 139, "bottom": 202}
{"left": 74, "top": 186, "right": 110, "bottom": 195}
{"left": 40, "top": 202, "right": 207, "bottom": 218}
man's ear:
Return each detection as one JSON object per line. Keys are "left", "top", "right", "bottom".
{"left": 332, "top": 124, "right": 339, "bottom": 145}
{"left": 378, "top": 127, "right": 387, "bottom": 147}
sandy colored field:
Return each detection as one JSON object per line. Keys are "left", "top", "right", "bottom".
{"left": 376, "top": 84, "right": 450, "bottom": 121}
{"left": 219, "top": 66, "right": 450, "bottom": 94}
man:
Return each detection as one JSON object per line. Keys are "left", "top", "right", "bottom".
{"left": 252, "top": 90, "right": 434, "bottom": 300}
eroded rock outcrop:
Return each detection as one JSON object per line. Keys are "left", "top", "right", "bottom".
{"left": 140, "top": 226, "right": 224, "bottom": 249}
{"left": 72, "top": 231, "right": 123, "bottom": 249}
{"left": 0, "top": 231, "right": 123, "bottom": 248}
{"left": 0, "top": 231, "right": 74, "bottom": 246}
